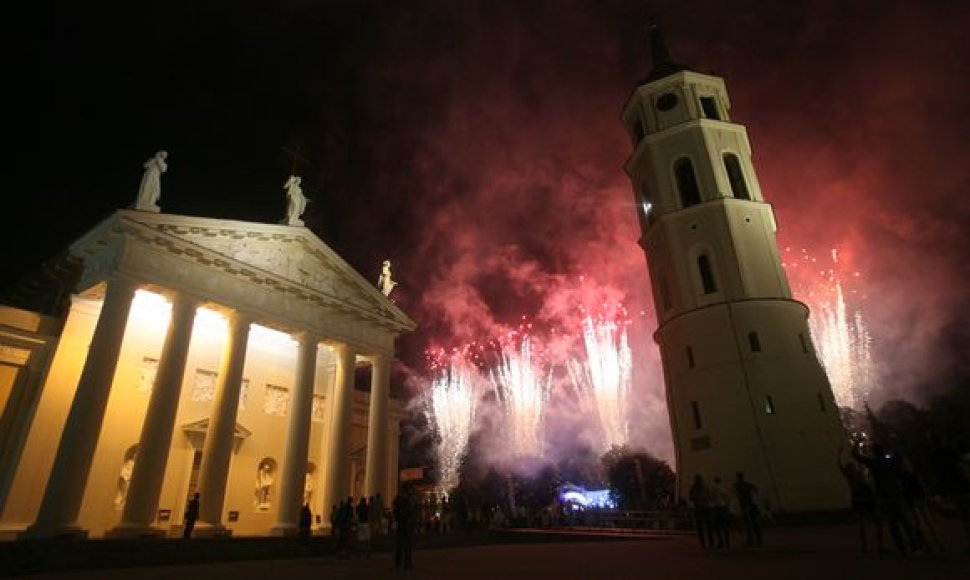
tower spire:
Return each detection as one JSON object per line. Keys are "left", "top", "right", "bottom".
{"left": 644, "top": 20, "right": 688, "bottom": 83}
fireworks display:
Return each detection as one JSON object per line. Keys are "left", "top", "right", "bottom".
{"left": 489, "top": 334, "right": 551, "bottom": 458}
{"left": 567, "top": 312, "right": 633, "bottom": 453}
{"left": 784, "top": 247, "right": 874, "bottom": 409}
{"left": 427, "top": 360, "right": 478, "bottom": 493}
{"left": 423, "top": 305, "right": 641, "bottom": 480}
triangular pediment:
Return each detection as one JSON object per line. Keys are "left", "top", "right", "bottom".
{"left": 182, "top": 417, "right": 252, "bottom": 440}
{"left": 74, "top": 210, "right": 415, "bottom": 332}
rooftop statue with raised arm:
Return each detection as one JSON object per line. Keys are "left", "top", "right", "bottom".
{"left": 134, "top": 150, "right": 168, "bottom": 212}
{"left": 283, "top": 174, "right": 308, "bottom": 226}
{"left": 378, "top": 259, "right": 398, "bottom": 297}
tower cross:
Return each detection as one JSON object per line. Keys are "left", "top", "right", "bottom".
{"left": 281, "top": 145, "right": 311, "bottom": 176}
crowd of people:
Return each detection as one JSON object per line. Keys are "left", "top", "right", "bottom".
{"left": 838, "top": 439, "right": 969, "bottom": 554}
{"left": 688, "top": 471, "right": 764, "bottom": 549}
{"left": 684, "top": 438, "right": 970, "bottom": 555}
{"left": 325, "top": 486, "right": 419, "bottom": 569}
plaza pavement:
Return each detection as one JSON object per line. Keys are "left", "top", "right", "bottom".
{"left": 10, "top": 519, "right": 970, "bottom": 580}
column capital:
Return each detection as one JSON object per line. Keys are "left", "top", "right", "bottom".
{"left": 103, "top": 274, "right": 140, "bottom": 296}
{"left": 293, "top": 330, "right": 320, "bottom": 346}
{"left": 331, "top": 343, "right": 357, "bottom": 359}
{"left": 225, "top": 309, "right": 255, "bottom": 327}
{"left": 363, "top": 352, "right": 392, "bottom": 365}
{"left": 168, "top": 291, "right": 200, "bottom": 311}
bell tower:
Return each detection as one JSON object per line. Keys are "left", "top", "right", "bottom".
{"left": 622, "top": 26, "right": 848, "bottom": 512}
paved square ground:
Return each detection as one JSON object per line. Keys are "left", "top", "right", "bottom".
{"left": 15, "top": 519, "right": 970, "bottom": 580}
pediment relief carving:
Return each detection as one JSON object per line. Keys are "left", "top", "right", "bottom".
{"left": 92, "top": 212, "right": 415, "bottom": 332}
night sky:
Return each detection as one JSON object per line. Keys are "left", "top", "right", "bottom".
{"left": 6, "top": 1, "right": 970, "bottom": 456}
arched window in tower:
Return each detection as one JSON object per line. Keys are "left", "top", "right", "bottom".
{"left": 674, "top": 157, "right": 702, "bottom": 207}
{"left": 697, "top": 254, "right": 717, "bottom": 294}
{"left": 723, "top": 153, "right": 750, "bottom": 200}
{"left": 700, "top": 96, "right": 721, "bottom": 120}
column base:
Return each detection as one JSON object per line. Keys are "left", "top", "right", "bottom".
{"left": 191, "top": 523, "right": 233, "bottom": 538}
{"left": 19, "top": 524, "right": 89, "bottom": 540}
{"left": 0, "top": 524, "right": 27, "bottom": 541}
{"left": 104, "top": 524, "right": 167, "bottom": 539}
{"left": 269, "top": 524, "right": 299, "bottom": 537}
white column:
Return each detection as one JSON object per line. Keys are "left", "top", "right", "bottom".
{"left": 387, "top": 422, "right": 401, "bottom": 502}
{"left": 23, "top": 277, "right": 137, "bottom": 538}
{"left": 364, "top": 354, "right": 390, "bottom": 500}
{"left": 195, "top": 312, "right": 251, "bottom": 534}
{"left": 111, "top": 293, "right": 198, "bottom": 536}
{"left": 271, "top": 332, "right": 318, "bottom": 535}
{"left": 322, "top": 345, "right": 355, "bottom": 519}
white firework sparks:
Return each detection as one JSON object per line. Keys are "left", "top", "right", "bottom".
{"left": 490, "top": 337, "right": 550, "bottom": 458}
{"left": 786, "top": 247, "right": 874, "bottom": 408}
{"left": 428, "top": 364, "right": 477, "bottom": 493}
{"left": 567, "top": 315, "right": 633, "bottom": 452}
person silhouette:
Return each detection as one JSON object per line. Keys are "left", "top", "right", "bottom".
{"left": 299, "top": 503, "right": 312, "bottom": 538}
{"left": 688, "top": 474, "right": 715, "bottom": 549}
{"left": 394, "top": 486, "right": 416, "bottom": 569}
{"left": 733, "top": 472, "right": 762, "bottom": 546}
{"left": 183, "top": 492, "right": 200, "bottom": 539}
{"left": 838, "top": 446, "right": 883, "bottom": 552}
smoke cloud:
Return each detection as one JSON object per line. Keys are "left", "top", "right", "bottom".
{"left": 360, "top": 1, "right": 970, "bottom": 466}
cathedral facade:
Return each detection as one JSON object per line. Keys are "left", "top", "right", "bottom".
{"left": 0, "top": 208, "right": 414, "bottom": 538}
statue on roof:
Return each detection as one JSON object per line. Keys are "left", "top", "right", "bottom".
{"left": 378, "top": 259, "right": 398, "bottom": 297}
{"left": 134, "top": 150, "right": 168, "bottom": 213}
{"left": 283, "top": 175, "right": 309, "bottom": 226}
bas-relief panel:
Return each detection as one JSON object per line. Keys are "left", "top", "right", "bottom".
{"left": 146, "top": 226, "right": 374, "bottom": 310}
{"left": 263, "top": 384, "right": 290, "bottom": 417}
{"left": 138, "top": 362, "right": 252, "bottom": 410}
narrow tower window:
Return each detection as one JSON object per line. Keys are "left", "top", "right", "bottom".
{"left": 675, "top": 158, "right": 702, "bottom": 207}
{"left": 691, "top": 401, "right": 702, "bottom": 429}
{"left": 723, "top": 154, "right": 750, "bottom": 200}
{"left": 817, "top": 393, "right": 826, "bottom": 413}
{"left": 698, "top": 254, "right": 717, "bottom": 294}
{"left": 700, "top": 96, "right": 721, "bottom": 120}
{"left": 798, "top": 333, "right": 809, "bottom": 354}
{"left": 764, "top": 395, "right": 776, "bottom": 415}
{"left": 748, "top": 332, "right": 762, "bottom": 352}
{"left": 686, "top": 345, "right": 695, "bottom": 368}
{"left": 659, "top": 274, "right": 673, "bottom": 312}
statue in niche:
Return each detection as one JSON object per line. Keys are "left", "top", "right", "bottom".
{"left": 135, "top": 150, "right": 168, "bottom": 212}
{"left": 255, "top": 460, "right": 275, "bottom": 510}
{"left": 377, "top": 259, "right": 398, "bottom": 297}
{"left": 303, "top": 472, "right": 315, "bottom": 505}
{"left": 113, "top": 450, "right": 137, "bottom": 510}
{"left": 283, "top": 175, "right": 309, "bottom": 226}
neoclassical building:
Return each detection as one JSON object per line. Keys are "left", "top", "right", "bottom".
{"left": 0, "top": 207, "right": 415, "bottom": 538}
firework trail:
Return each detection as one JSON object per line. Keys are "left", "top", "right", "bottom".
{"left": 426, "top": 359, "right": 478, "bottom": 493}
{"left": 784, "top": 247, "right": 874, "bottom": 408}
{"left": 567, "top": 313, "right": 633, "bottom": 452}
{"left": 489, "top": 334, "right": 551, "bottom": 458}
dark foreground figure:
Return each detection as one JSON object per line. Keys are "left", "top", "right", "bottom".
{"left": 394, "top": 487, "right": 415, "bottom": 570}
